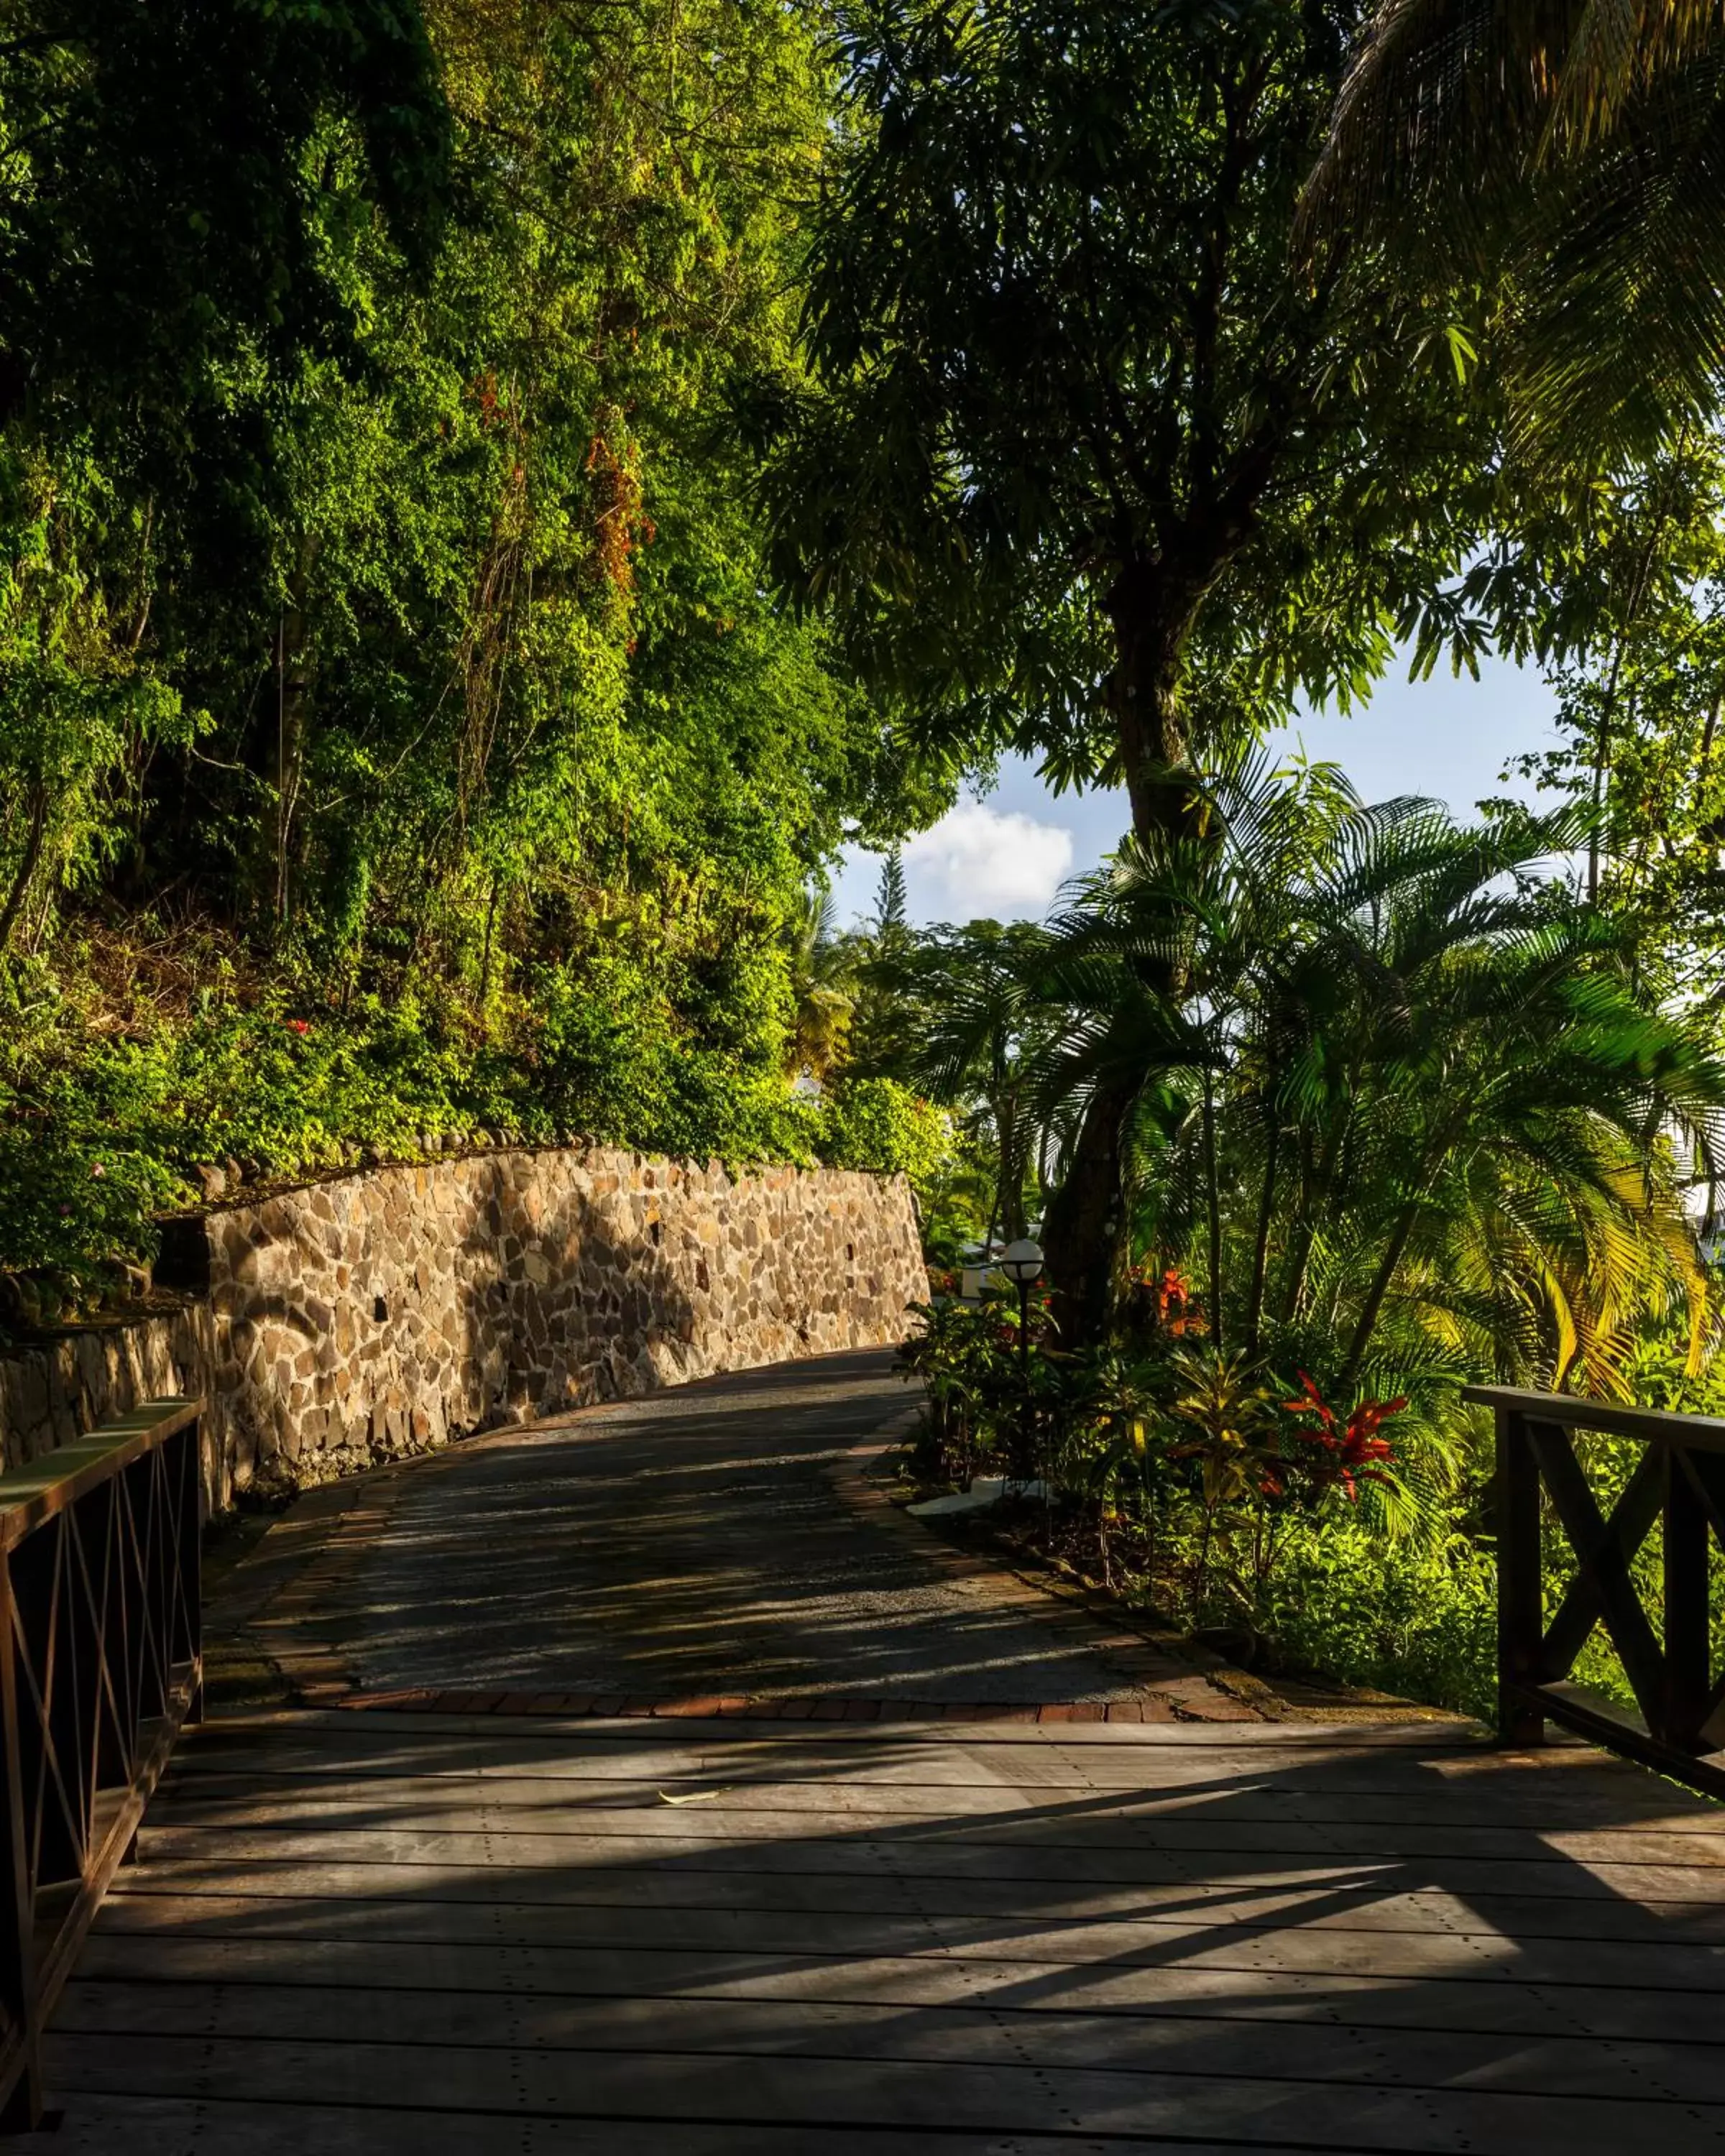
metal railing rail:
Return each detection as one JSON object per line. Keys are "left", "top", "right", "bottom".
{"left": 1466, "top": 1384, "right": 1725, "bottom": 1798}
{"left": 0, "top": 1399, "right": 203, "bottom": 2130}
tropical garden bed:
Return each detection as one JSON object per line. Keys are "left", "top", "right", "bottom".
{"left": 895, "top": 1271, "right": 1714, "bottom": 1728}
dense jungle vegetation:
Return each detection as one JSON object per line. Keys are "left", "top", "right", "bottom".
{"left": 9, "top": 0, "right": 1725, "bottom": 1710}
{"left": 0, "top": 0, "right": 955, "bottom": 1315}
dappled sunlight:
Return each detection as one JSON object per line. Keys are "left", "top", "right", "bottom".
{"left": 301, "top": 1352, "right": 1162, "bottom": 1702}
{"left": 37, "top": 1353, "right": 1725, "bottom": 2147}
{"left": 55, "top": 1704, "right": 1725, "bottom": 2149}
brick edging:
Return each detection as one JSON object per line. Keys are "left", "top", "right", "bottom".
{"left": 326, "top": 1690, "right": 1182, "bottom": 1722}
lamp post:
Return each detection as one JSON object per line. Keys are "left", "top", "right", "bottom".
{"left": 998, "top": 1239, "right": 1043, "bottom": 1495}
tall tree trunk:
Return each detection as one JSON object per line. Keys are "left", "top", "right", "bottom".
{"left": 1043, "top": 556, "right": 1206, "bottom": 1342}
{"left": 1588, "top": 512, "right": 1668, "bottom": 903}
{"left": 1244, "top": 1106, "right": 1279, "bottom": 1358}
{"left": 1337, "top": 1197, "right": 1422, "bottom": 1398}
{"left": 269, "top": 538, "right": 319, "bottom": 934}
{"left": 1279, "top": 1111, "right": 1351, "bottom": 1325}
{"left": 1105, "top": 554, "right": 1208, "bottom": 893}
{"left": 1041, "top": 1076, "right": 1134, "bottom": 1348}
{"left": 1587, "top": 634, "right": 1627, "bottom": 908}
{"left": 1202, "top": 1063, "right": 1223, "bottom": 1355}
{"left": 993, "top": 1089, "right": 1027, "bottom": 1243}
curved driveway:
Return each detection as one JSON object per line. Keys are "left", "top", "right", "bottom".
{"left": 288, "top": 1348, "right": 1179, "bottom": 1705}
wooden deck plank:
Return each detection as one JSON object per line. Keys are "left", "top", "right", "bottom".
{"left": 86, "top": 1881, "right": 1725, "bottom": 1981}
{"left": 48, "top": 2028, "right": 1725, "bottom": 2152}
{"left": 163, "top": 1731, "right": 1725, "bottom": 1818}
{"left": 138, "top": 1789, "right": 1725, "bottom": 1897}
{"left": 166, "top": 1718, "right": 1627, "bottom": 1777}
{"left": 152, "top": 1765, "right": 1725, "bottom": 1840}
{"left": 145, "top": 1771, "right": 1725, "bottom": 1834}
{"left": 51, "top": 1706, "right": 1725, "bottom": 2147}
{"left": 155, "top": 1722, "right": 1712, "bottom": 1777}
{"left": 173, "top": 1718, "right": 1496, "bottom": 1760}
{"left": 38, "top": 1344, "right": 1725, "bottom": 2150}
{"left": 110, "top": 1830, "right": 1725, "bottom": 1935}
{"left": 169, "top": 1749, "right": 1564, "bottom": 1800}
{"left": 132, "top": 1800, "right": 1725, "bottom": 1871}
{"left": 52, "top": 1976, "right": 1725, "bottom": 2102}
{"left": 70, "top": 1929, "right": 1725, "bottom": 2045}
{"left": 96, "top": 1856, "right": 1725, "bottom": 1939}
{"left": 12, "top": 2090, "right": 1322, "bottom": 2156}
{"left": 168, "top": 1728, "right": 1569, "bottom": 1789}
{"left": 190, "top": 1705, "right": 1499, "bottom": 1748}
{"left": 150, "top": 1752, "right": 1725, "bottom": 1810}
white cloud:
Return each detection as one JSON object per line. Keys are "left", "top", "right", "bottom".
{"left": 901, "top": 801, "right": 1075, "bottom": 921}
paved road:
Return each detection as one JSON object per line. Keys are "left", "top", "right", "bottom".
{"left": 284, "top": 1348, "right": 1168, "bottom": 1703}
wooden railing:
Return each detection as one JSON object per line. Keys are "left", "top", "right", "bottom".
{"left": 0, "top": 1399, "right": 203, "bottom": 2130}
{"left": 1466, "top": 1384, "right": 1725, "bottom": 1798}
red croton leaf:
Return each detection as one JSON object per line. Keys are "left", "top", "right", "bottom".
{"left": 1281, "top": 1375, "right": 1409, "bottom": 1499}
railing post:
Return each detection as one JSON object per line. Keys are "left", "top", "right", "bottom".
{"left": 178, "top": 1418, "right": 203, "bottom": 1726}
{"left": 1496, "top": 1404, "right": 1546, "bottom": 1746}
{"left": 0, "top": 1549, "right": 42, "bottom": 2132}
{"left": 0, "top": 1398, "right": 203, "bottom": 2125}
{"left": 1663, "top": 1447, "right": 1711, "bottom": 1751}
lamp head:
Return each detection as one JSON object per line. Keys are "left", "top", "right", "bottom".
{"left": 998, "top": 1238, "right": 1044, "bottom": 1285}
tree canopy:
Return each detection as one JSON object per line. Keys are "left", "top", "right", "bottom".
{"left": 769, "top": 0, "right": 1494, "bottom": 837}
{"left": 0, "top": 0, "right": 954, "bottom": 1299}
{"left": 6, "top": 0, "right": 1725, "bottom": 1442}
{"left": 1304, "top": 0, "right": 1725, "bottom": 464}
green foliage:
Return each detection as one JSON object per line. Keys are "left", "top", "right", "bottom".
{"left": 862, "top": 917, "right": 1059, "bottom": 1245}
{"left": 1254, "top": 1520, "right": 1499, "bottom": 1720}
{"left": 0, "top": 914, "right": 953, "bottom": 1303}
{"left": 0, "top": 0, "right": 962, "bottom": 1301}
{"left": 816, "top": 1077, "right": 953, "bottom": 1193}
{"left": 771, "top": 0, "right": 1494, "bottom": 819}
{"left": 1305, "top": 0, "right": 1725, "bottom": 466}
{"left": 0, "top": 446, "right": 196, "bottom": 949}
{"left": 1021, "top": 753, "right": 1725, "bottom": 1394}
{"left": 891, "top": 747, "right": 1725, "bottom": 1712}
{"left": 898, "top": 1290, "right": 1053, "bottom": 1484}
{"left": 899, "top": 1296, "right": 1487, "bottom": 1684}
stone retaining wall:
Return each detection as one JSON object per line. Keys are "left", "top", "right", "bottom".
{"left": 0, "top": 1304, "right": 211, "bottom": 1467}
{"left": 0, "top": 1150, "right": 924, "bottom": 1507}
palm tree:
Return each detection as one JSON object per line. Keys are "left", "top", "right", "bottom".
{"left": 783, "top": 890, "right": 859, "bottom": 1084}
{"left": 1276, "top": 807, "right": 1721, "bottom": 1394}
{"left": 1301, "top": 0, "right": 1725, "bottom": 461}
{"left": 1036, "top": 752, "right": 1354, "bottom": 1346}
{"left": 886, "top": 919, "right": 1059, "bottom": 1248}
{"left": 1031, "top": 754, "right": 1725, "bottom": 1393}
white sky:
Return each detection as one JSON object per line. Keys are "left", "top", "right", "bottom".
{"left": 832, "top": 653, "right": 1564, "bottom": 929}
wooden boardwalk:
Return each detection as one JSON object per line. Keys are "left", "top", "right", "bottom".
{"left": 22, "top": 1353, "right": 1725, "bottom": 2150}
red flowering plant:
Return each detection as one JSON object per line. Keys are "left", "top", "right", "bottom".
{"left": 1280, "top": 1371, "right": 1408, "bottom": 1504}
{"left": 1123, "top": 1258, "right": 1205, "bottom": 1342}
{"left": 1153, "top": 1266, "right": 1197, "bottom": 1337}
